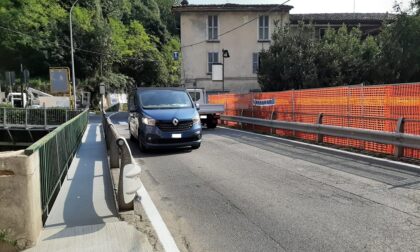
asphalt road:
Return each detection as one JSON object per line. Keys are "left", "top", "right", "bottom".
{"left": 111, "top": 112, "right": 420, "bottom": 252}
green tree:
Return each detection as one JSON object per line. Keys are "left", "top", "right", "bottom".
{"left": 258, "top": 23, "right": 318, "bottom": 91}
{"left": 376, "top": 7, "right": 420, "bottom": 83}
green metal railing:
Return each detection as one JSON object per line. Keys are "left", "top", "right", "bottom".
{"left": 0, "top": 107, "right": 83, "bottom": 128}
{"left": 25, "top": 109, "right": 89, "bottom": 222}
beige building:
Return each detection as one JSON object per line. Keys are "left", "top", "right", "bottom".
{"left": 173, "top": 4, "right": 293, "bottom": 93}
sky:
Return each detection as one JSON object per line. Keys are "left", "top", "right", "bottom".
{"left": 188, "top": 0, "right": 413, "bottom": 13}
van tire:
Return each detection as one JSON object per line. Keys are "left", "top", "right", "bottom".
{"left": 206, "top": 115, "right": 217, "bottom": 129}
{"left": 207, "top": 121, "right": 217, "bottom": 129}
{"left": 139, "top": 138, "right": 148, "bottom": 153}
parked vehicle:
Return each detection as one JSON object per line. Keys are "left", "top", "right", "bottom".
{"left": 128, "top": 88, "right": 202, "bottom": 152}
{"left": 187, "top": 88, "right": 225, "bottom": 128}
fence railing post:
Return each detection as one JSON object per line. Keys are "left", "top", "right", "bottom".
{"left": 240, "top": 109, "right": 244, "bottom": 129}
{"left": 44, "top": 107, "right": 47, "bottom": 129}
{"left": 3, "top": 108, "right": 6, "bottom": 127}
{"left": 316, "top": 113, "right": 324, "bottom": 143}
{"left": 394, "top": 117, "right": 405, "bottom": 158}
{"left": 270, "top": 111, "right": 275, "bottom": 135}
{"left": 25, "top": 109, "right": 28, "bottom": 128}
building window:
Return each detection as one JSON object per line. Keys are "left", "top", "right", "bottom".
{"left": 252, "top": 53, "right": 260, "bottom": 74}
{"left": 319, "top": 28, "right": 327, "bottom": 39}
{"left": 208, "top": 52, "right": 219, "bottom": 73}
{"left": 259, "top": 15, "right": 269, "bottom": 41}
{"left": 208, "top": 16, "right": 218, "bottom": 40}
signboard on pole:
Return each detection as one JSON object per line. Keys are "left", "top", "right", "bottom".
{"left": 212, "top": 63, "right": 223, "bottom": 81}
{"left": 253, "top": 99, "right": 276, "bottom": 106}
{"left": 49, "top": 68, "right": 70, "bottom": 94}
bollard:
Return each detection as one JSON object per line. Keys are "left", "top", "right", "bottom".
{"left": 116, "top": 137, "right": 138, "bottom": 210}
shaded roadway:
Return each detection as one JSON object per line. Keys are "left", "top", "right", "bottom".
{"left": 112, "top": 112, "right": 420, "bottom": 252}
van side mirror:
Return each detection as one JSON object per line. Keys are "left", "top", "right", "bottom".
{"left": 196, "top": 103, "right": 200, "bottom": 111}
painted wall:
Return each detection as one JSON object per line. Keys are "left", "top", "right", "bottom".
{"left": 180, "top": 11, "right": 289, "bottom": 93}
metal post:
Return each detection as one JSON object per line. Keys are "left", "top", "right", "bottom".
{"left": 292, "top": 89, "right": 296, "bottom": 137}
{"left": 222, "top": 56, "right": 225, "bottom": 92}
{"left": 65, "top": 109, "right": 68, "bottom": 122}
{"left": 394, "top": 117, "right": 405, "bottom": 158}
{"left": 3, "top": 108, "right": 6, "bottom": 127}
{"left": 316, "top": 113, "right": 324, "bottom": 143}
{"left": 55, "top": 136, "right": 61, "bottom": 189}
{"left": 240, "top": 109, "right": 244, "bottom": 129}
{"left": 270, "top": 111, "right": 275, "bottom": 135}
{"left": 70, "top": 0, "right": 79, "bottom": 109}
{"left": 25, "top": 109, "right": 28, "bottom": 128}
{"left": 44, "top": 107, "right": 47, "bottom": 129}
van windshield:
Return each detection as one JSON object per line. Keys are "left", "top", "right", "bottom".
{"left": 139, "top": 90, "right": 193, "bottom": 109}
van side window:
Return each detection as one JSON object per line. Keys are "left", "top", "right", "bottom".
{"left": 129, "top": 94, "right": 136, "bottom": 111}
{"left": 188, "top": 91, "right": 201, "bottom": 102}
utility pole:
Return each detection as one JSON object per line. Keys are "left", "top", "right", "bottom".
{"left": 20, "top": 64, "right": 24, "bottom": 107}
{"left": 222, "top": 49, "right": 230, "bottom": 93}
{"left": 70, "top": 0, "right": 79, "bottom": 109}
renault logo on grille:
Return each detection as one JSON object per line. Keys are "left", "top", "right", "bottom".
{"left": 172, "top": 118, "right": 179, "bottom": 126}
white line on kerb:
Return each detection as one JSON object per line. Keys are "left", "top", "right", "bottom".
{"left": 220, "top": 126, "right": 420, "bottom": 171}
{"left": 136, "top": 179, "right": 180, "bottom": 252}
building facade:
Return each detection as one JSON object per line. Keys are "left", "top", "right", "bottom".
{"left": 290, "top": 13, "right": 395, "bottom": 39}
{"left": 173, "top": 4, "right": 293, "bottom": 93}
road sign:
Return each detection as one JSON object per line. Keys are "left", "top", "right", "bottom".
{"left": 99, "top": 82, "right": 106, "bottom": 95}
{"left": 173, "top": 51, "right": 179, "bottom": 61}
{"left": 50, "top": 68, "right": 70, "bottom": 94}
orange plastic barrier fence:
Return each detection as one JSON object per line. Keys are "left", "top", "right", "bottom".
{"left": 208, "top": 83, "right": 420, "bottom": 159}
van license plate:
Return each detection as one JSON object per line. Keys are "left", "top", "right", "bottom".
{"left": 172, "top": 134, "right": 182, "bottom": 139}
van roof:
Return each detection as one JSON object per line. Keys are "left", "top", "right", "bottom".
{"left": 135, "top": 87, "right": 186, "bottom": 92}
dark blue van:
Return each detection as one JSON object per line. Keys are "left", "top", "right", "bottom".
{"left": 128, "top": 88, "right": 202, "bottom": 152}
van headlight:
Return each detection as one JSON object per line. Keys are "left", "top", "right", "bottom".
{"left": 142, "top": 117, "right": 156, "bottom": 126}
{"left": 192, "top": 114, "right": 200, "bottom": 125}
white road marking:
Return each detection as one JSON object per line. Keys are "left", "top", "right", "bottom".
{"left": 136, "top": 185, "right": 180, "bottom": 252}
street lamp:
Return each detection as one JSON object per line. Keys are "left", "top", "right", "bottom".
{"left": 222, "top": 49, "right": 230, "bottom": 92}
{"left": 70, "top": 0, "right": 79, "bottom": 109}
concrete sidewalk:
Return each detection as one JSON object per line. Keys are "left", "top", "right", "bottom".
{"left": 27, "top": 115, "right": 153, "bottom": 252}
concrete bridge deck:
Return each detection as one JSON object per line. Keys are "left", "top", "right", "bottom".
{"left": 26, "top": 115, "right": 152, "bottom": 252}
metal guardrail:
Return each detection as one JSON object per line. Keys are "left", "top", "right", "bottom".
{"left": 102, "top": 112, "right": 140, "bottom": 211}
{"left": 221, "top": 114, "right": 420, "bottom": 158}
{"left": 25, "top": 109, "right": 89, "bottom": 222}
{"left": 0, "top": 107, "right": 83, "bottom": 129}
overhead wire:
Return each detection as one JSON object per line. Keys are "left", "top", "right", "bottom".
{"left": 180, "top": 0, "right": 291, "bottom": 48}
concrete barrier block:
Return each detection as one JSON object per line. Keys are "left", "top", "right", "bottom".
{"left": 0, "top": 150, "right": 42, "bottom": 250}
